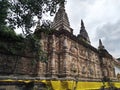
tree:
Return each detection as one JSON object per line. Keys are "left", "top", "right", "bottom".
{"left": 0, "top": 0, "right": 9, "bottom": 29}
{"left": 0, "top": 0, "right": 65, "bottom": 35}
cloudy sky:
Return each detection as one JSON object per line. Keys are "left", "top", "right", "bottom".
{"left": 63, "top": 0, "right": 120, "bottom": 58}
{"left": 16, "top": 0, "right": 120, "bottom": 58}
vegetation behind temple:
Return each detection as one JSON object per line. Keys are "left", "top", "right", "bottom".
{"left": 0, "top": 0, "right": 63, "bottom": 74}
{"left": 0, "top": 25, "right": 48, "bottom": 75}
{"left": 0, "top": 0, "right": 63, "bottom": 68}
{"left": 0, "top": 0, "right": 64, "bottom": 35}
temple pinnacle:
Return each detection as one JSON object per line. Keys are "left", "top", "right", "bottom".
{"left": 81, "top": 19, "right": 85, "bottom": 29}
{"left": 59, "top": 0, "right": 65, "bottom": 8}
{"left": 51, "top": 0, "right": 71, "bottom": 32}
{"left": 77, "top": 19, "right": 91, "bottom": 44}
{"left": 98, "top": 39, "right": 105, "bottom": 49}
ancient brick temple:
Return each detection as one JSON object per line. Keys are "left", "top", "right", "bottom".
{"left": 1, "top": 2, "right": 120, "bottom": 90}
{"left": 0, "top": 3, "right": 117, "bottom": 83}
{"left": 34, "top": 3, "right": 116, "bottom": 81}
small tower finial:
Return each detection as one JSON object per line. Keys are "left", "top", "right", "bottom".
{"left": 51, "top": 0, "right": 71, "bottom": 32}
{"left": 99, "top": 39, "right": 103, "bottom": 46}
{"left": 77, "top": 19, "right": 91, "bottom": 44}
{"left": 81, "top": 19, "right": 85, "bottom": 28}
{"left": 98, "top": 39, "right": 105, "bottom": 49}
{"left": 59, "top": 0, "right": 65, "bottom": 8}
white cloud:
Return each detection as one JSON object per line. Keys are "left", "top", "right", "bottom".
{"left": 65, "top": 0, "right": 120, "bottom": 58}
{"left": 16, "top": 0, "right": 120, "bottom": 58}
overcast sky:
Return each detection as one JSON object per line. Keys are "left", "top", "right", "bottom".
{"left": 61, "top": 0, "right": 120, "bottom": 58}
{"left": 16, "top": 0, "right": 120, "bottom": 58}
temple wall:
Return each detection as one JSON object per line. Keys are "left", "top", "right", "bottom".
{"left": 37, "top": 32, "right": 116, "bottom": 81}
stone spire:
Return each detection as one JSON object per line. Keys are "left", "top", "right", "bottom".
{"left": 81, "top": 19, "right": 85, "bottom": 29}
{"left": 77, "top": 20, "right": 90, "bottom": 44}
{"left": 51, "top": 2, "right": 72, "bottom": 32}
{"left": 98, "top": 39, "right": 105, "bottom": 50}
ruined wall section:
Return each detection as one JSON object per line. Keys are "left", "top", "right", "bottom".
{"left": 0, "top": 39, "right": 37, "bottom": 76}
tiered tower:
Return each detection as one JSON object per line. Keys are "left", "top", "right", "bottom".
{"left": 51, "top": 2, "right": 73, "bottom": 33}
{"left": 77, "top": 20, "right": 91, "bottom": 44}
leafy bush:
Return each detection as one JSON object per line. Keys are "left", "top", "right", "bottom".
{"left": 0, "top": 25, "right": 24, "bottom": 41}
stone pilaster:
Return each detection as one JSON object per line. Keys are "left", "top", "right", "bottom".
{"left": 62, "top": 37, "right": 70, "bottom": 78}
{"left": 50, "top": 35, "right": 57, "bottom": 78}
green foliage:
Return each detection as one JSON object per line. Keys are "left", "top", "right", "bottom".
{"left": 0, "top": 0, "right": 59, "bottom": 62}
{"left": 35, "top": 20, "right": 54, "bottom": 36}
{"left": 40, "top": 20, "right": 54, "bottom": 34}
{"left": 0, "top": 0, "right": 9, "bottom": 26}
{"left": 0, "top": 0, "right": 65, "bottom": 35}
{"left": 0, "top": 25, "right": 25, "bottom": 54}
{"left": 26, "top": 35, "right": 48, "bottom": 63}
{"left": 0, "top": 25, "right": 48, "bottom": 63}
{"left": 0, "top": 25, "right": 23, "bottom": 41}
{"left": 0, "top": 32, "right": 48, "bottom": 64}
{"left": 0, "top": 40, "right": 25, "bottom": 55}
